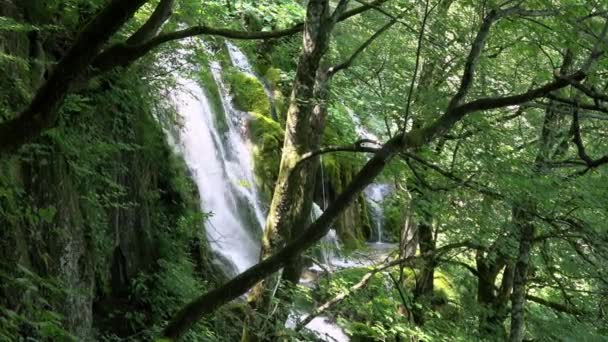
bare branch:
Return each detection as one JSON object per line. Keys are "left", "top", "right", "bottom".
{"left": 420, "top": 71, "right": 586, "bottom": 142}
{"left": 445, "top": 6, "right": 559, "bottom": 113}
{"left": 572, "top": 108, "right": 608, "bottom": 169}
{"left": 571, "top": 82, "right": 608, "bottom": 102}
{"left": 332, "top": 0, "right": 352, "bottom": 21}
{"left": 443, "top": 107, "right": 525, "bottom": 140}
{"left": 545, "top": 94, "right": 608, "bottom": 114}
{"left": 444, "top": 9, "right": 500, "bottom": 112}
{"left": 526, "top": 294, "right": 588, "bottom": 316}
{"left": 402, "top": 0, "right": 432, "bottom": 125}
{"left": 296, "top": 240, "right": 483, "bottom": 330}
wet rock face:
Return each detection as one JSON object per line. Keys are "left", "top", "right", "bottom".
{"left": 0, "top": 4, "right": 93, "bottom": 338}
{"left": 12, "top": 155, "right": 96, "bottom": 340}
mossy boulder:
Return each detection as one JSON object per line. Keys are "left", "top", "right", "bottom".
{"left": 264, "top": 67, "right": 282, "bottom": 88}
{"left": 225, "top": 70, "right": 271, "bottom": 117}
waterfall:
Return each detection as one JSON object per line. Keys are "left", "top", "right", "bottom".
{"left": 345, "top": 108, "right": 392, "bottom": 243}
{"left": 363, "top": 183, "right": 391, "bottom": 243}
{"left": 170, "top": 48, "right": 269, "bottom": 276}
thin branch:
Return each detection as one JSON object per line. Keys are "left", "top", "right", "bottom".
{"left": 296, "top": 258, "right": 397, "bottom": 330}
{"left": 443, "top": 107, "right": 525, "bottom": 140}
{"left": 296, "top": 139, "right": 381, "bottom": 166}
{"left": 572, "top": 107, "right": 608, "bottom": 169}
{"left": 571, "top": 82, "right": 608, "bottom": 102}
{"left": 545, "top": 94, "right": 608, "bottom": 114}
{"left": 401, "top": 151, "right": 503, "bottom": 198}
{"left": 353, "top": 0, "right": 443, "bottom": 49}
{"left": 421, "top": 71, "right": 586, "bottom": 141}
{"left": 446, "top": 5, "right": 558, "bottom": 113}
{"left": 440, "top": 259, "right": 480, "bottom": 277}
{"left": 328, "top": 18, "right": 397, "bottom": 76}
{"left": 93, "top": 0, "right": 390, "bottom": 73}
{"left": 444, "top": 9, "right": 500, "bottom": 112}
{"left": 402, "top": 0, "right": 432, "bottom": 126}
{"left": 295, "top": 240, "right": 482, "bottom": 330}
{"left": 526, "top": 294, "right": 588, "bottom": 316}
{"left": 332, "top": 0, "right": 352, "bottom": 22}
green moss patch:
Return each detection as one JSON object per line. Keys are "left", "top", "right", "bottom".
{"left": 225, "top": 70, "right": 271, "bottom": 117}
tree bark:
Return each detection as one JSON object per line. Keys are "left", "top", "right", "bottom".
{"left": 476, "top": 252, "right": 514, "bottom": 338}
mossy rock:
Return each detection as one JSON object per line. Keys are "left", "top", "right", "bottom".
{"left": 273, "top": 89, "right": 288, "bottom": 125}
{"left": 401, "top": 268, "right": 458, "bottom": 305}
{"left": 249, "top": 112, "right": 284, "bottom": 201}
{"left": 225, "top": 70, "right": 271, "bottom": 117}
{"left": 264, "top": 67, "right": 282, "bottom": 88}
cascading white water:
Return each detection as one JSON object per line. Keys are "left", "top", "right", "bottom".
{"left": 209, "top": 61, "right": 268, "bottom": 228}
{"left": 363, "top": 183, "right": 391, "bottom": 243}
{"left": 170, "top": 45, "right": 269, "bottom": 276}
{"left": 226, "top": 42, "right": 256, "bottom": 75}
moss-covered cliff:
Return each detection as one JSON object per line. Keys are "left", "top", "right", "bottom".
{"left": 224, "top": 52, "right": 373, "bottom": 247}
{"left": 320, "top": 121, "right": 373, "bottom": 249}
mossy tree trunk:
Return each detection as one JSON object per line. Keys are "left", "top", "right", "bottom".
{"left": 245, "top": 0, "right": 348, "bottom": 336}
